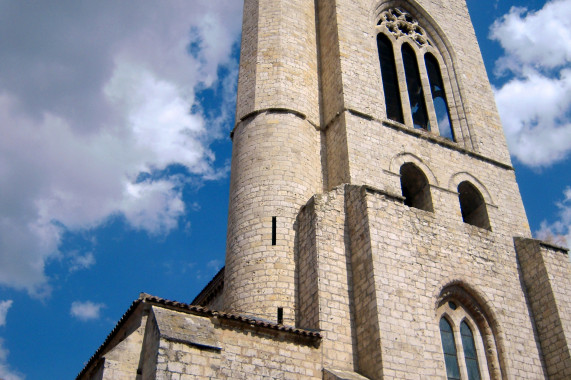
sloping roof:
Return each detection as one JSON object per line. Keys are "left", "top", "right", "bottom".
{"left": 76, "top": 293, "right": 321, "bottom": 379}
{"left": 191, "top": 266, "right": 225, "bottom": 306}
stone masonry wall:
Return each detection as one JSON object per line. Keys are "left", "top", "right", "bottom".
{"left": 345, "top": 186, "right": 384, "bottom": 379}
{"left": 516, "top": 238, "right": 571, "bottom": 380}
{"left": 357, "top": 187, "right": 544, "bottom": 379}
{"left": 224, "top": 112, "right": 322, "bottom": 324}
{"left": 92, "top": 308, "right": 148, "bottom": 380}
{"left": 318, "top": 0, "right": 512, "bottom": 166}
{"left": 297, "top": 187, "right": 357, "bottom": 371}
{"left": 235, "top": 0, "right": 319, "bottom": 125}
{"left": 147, "top": 306, "right": 322, "bottom": 379}
{"left": 343, "top": 113, "right": 531, "bottom": 242}
{"left": 296, "top": 197, "right": 319, "bottom": 330}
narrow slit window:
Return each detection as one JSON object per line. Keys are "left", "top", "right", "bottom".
{"left": 425, "top": 53, "right": 454, "bottom": 140}
{"left": 377, "top": 33, "right": 404, "bottom": 123}
{"left": 402, "top": 43, "right": 430, "bottom": 130}
{"left": 440, "top": 317, "right": 461, "bottom": 380}
{"left": 461, "top": 321, "right": 481, "bottom": 380}
{"left": 272, "top": 216, "right": 277, "bottom": 246}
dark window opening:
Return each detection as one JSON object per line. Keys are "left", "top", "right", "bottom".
{"left": 277, "top": 307, "right": 283, "bottom": 324}
{"left": 400, "top": 163, "right": 433, "bottom": 212}
{"left": 402, "top": 43, "right": 430, "bottom": 130}
{"left": 272, "top": 216, "right": 277, "bottom": 246}
{"left": 440, "top": 317, "right": 461, "bottom": 380}
{"left": 377, "top": 33, "right": 404, "bottom": 123}
{"left": 461, "top": 321, "right": 481, "bottom": 380}
{"left": 458, "top": 182, "right": 490, "bottom": 230}
{"left": 425, "top": 53, "right": 454, "bottom": 140}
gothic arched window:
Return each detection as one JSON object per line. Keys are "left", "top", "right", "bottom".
{"left": 425, "top": 53, "right": 454, "bottom": 140}
{"left": 376, "top": 8, "right": 456, "bottom": 141}
{"left": 440, "top": 317, "right": 461, "bottom": 380}
{"left": 461, "top": 321, "right": 482, "bottom": 380}
{"left": 438, "top": 300, "right": 491, "bottom": 380}
{"left": 402, "top": 43, "right": 430, "bottom": 130}
{"left": 377, "top": 33, "right": 404, "bottom": 123}
{"left": 458, "top": 181, "right": 490, "bottom": 230}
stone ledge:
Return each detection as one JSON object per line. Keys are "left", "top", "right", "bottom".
{"left": 323, "top": 368, "right": 371, "bottom": 380}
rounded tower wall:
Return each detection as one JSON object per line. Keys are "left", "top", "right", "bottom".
{"left": 224, "top": 112, "right": 321, "bottom": 323}
{"left": 235, "top": 0, "right": 320, "bottom": 125}
{"left": 226, "top": 0, "right": 322, "bottom": 323}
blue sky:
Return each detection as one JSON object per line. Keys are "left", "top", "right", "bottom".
{"left": 0, "top": 1, "right": 569, "bottom": 379}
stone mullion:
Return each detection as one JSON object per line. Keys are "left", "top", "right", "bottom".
{"left": 417, "top": 48, "right": 440, "bottom": 135}
{"left": 393, "top": 40, "right": 414, "bottom": 128}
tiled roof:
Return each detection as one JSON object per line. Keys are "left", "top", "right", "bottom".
{"left": 76, "top": 293, "right": 321, "bottom": 379}
{"left": 142, "top": 293, "right": 321, "bottom": 338}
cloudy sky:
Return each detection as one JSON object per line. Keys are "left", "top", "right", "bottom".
{"left": 0, "top": 0, "right": 569, "bottom": 378}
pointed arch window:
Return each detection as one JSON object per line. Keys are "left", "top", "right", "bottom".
{"left": 425, "top": 53, "right": 454, "bottom": 140}
{"left": 461, "top": 321, "right": 482, "bottom": 380}
{"left": 377, "top": 33, "right": 404, "bottom": 123}
{"left": 437, "top": 292, "right": 502, "bottom": 380}
{"left": 402, "top": 43, "right": 430, "bottom": 130}
{"left": 376, "top": 8, "right": 456, "bottom": 141}
{"left": 440, "top": 317, "right": 461, "bottom": 380}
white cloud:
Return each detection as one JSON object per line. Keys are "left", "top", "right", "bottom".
{"left": 119, "top": 179, "right": 186, "bottom": 235}
{"left": 494, "top": 69, "right": 571, "bottom": 166}
{"left": 491, "top": 0, "right": 571, "bottom": 167}
{"left": 0, "top": 1, "right": 243, "bottom": 295}
{"left": 490, "top": 0, "right": 571, "bottom": 74}
{"left": 536, "top": 187, "right": 571, "bottom": 248}
{"left": 69, "top": 252, "right": 95, "bottom": 273}
{"left": 0, "top": 300, "right": 12, "bottom": 327}
{"left": 0, "top": 338, "right": 23, "bottom": 380}
{"left": 70, "top": 301, "right": 106, "bottom": 322}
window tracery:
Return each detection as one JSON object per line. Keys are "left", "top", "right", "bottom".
{"left": 378, "top": 8, "right": 431, "bottom": 47}
{"left": 376, "top": 7, "right": 456, "bottom": 141}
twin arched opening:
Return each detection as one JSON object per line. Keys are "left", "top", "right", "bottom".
{"left": 437, "top": 284, "right": 504, "bottom": 380}
{"left": 398, "top": 162, "right": 491, "bottom": 230}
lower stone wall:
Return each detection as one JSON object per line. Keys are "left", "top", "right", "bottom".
{"left": 148, "top": 307, "right": 322, "bottom": 380}
{"left": 515, "top": 238, "right": 571, "bottom": 380}
{"left": 325, "top": 184, "right": 546, "bottom": 380}
{"left": 345, "top": 186, "right": 383, "bottom": 379}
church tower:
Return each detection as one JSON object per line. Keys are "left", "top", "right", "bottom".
{"left": 223, "top": 0, "right": 571, "bottom": 378}
{"left": 78, "top": 1, "right": 571, "bottom": 379}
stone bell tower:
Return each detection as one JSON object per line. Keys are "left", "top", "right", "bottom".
{"left": 222, "top": 0, "right": 571, "bottom": 378}
{"left": 78, "top": 1, "right": 571, "bottom": 379}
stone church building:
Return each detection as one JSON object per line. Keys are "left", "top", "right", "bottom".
{"left": 77, "top": 0, "right": 571, "bottom": 379}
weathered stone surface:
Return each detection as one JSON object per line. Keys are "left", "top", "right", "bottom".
{"left": 78, "top": 1, "right": 571, "bottom": 379}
